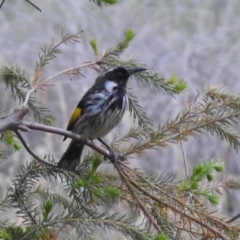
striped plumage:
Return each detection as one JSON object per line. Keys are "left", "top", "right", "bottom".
{"left": 58, "top": 67, "right": 146, "bottom": 170}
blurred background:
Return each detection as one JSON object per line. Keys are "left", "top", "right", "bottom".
{"left": 1, "top": 0, "right": 240, "bottom": 238}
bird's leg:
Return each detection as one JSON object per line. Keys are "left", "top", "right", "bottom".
{"left": 97, "top": 138, "right": 116, "bottom": 162}
{"left": 76, "top": 134, "right": 87, "bottom": 146}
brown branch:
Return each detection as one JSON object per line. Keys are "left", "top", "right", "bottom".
{"left": 0, "top": 0, "right": 42, "bottom": 11}
{"left": 0, "top": 106, "right": 114, "bottom": 166}
{"left": 23, "top": 62, "right": 98, "bottom": 107}
{"left": 25, "top": 0, "right": 42, "bottom": 12}
{"left": 43, "top": 61, "right": 99, "bottom": 83}
{"left": 0, "top": 107, "right": 28, "bottom": 133}
{"left": 0, "top": 0, "right": 4, "bottom": 8}
{"left": 15, "top": 130, "right": 54, "bottom": 167}
{"left": 226, "top": 211, "right": 240, "bottom": 224}
{"left": 120, "top": 162, "right": 235, "bottom": 239}
{"left": 19, "top": 121, "right": 113, "bottom": 160}
{"left": 180, "top": 141, "right": 189, "bottom": 177}
{"left": 112, "top": 160, "right": 162, "bottom": 233}
{"left": 126, "top": 176, "right": 229, "bottom": 240}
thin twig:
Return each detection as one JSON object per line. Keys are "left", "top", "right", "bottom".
{"left": 0, "top": 0, "right": 4, "bottom": 8}
{"left": 43, "top": 61, "right": 98, "bottom": 83}
{"left": 180, "top": 141, "right": 189, "bottom": 177}
{"left": 25, "top": 0, "right": 42, "bottom": 12}
{"left": 23, "top": 62, "right": 98, "bottom": 108}
{"left": 226, "top": 211, "right": 240, "bottom": 223}
{"left": 23, "top": 87, "right": 37, "bottom": 107}
{"left": 22, "top": 32, "right": 86, "bottom": 109}
{"left": 15, "top": 130, "right": 54, "bottom": 167}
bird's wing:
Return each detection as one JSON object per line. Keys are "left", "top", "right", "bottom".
{"left": 63, "top": 100, "right": 84, "bottom": 141}
{"left": 66, "top": 106, "right": 82, "bottom": 132}
{"left": 63, "top": 79, "right": 101, "bottom": 141}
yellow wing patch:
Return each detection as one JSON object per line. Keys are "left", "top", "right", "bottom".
{"left": 66, "top": 107, "right": 82, "bottom": 131}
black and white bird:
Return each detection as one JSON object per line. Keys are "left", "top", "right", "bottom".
{"left": 58, "top": 66, "right": 146, "bottom": 170}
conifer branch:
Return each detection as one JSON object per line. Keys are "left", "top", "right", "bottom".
{"left": 23, "top": 31, "right": 84, "bottom": 108}
{"left": 0, "top": 66, "right": 54, "bottom": 125}
{"left": 128, "top": 91, "right": 153, "bottom": 132}
{"left": 43, "top": 61, "right": 98, "bottom": 83}
{"left": 127, "top": 172, "right": 230, "bottom": 239}
{"left": 123, "top": 86, "right": 240, "bottom": 157}
{"left": 117, "top": 162, "right": 240, "bottom": 239}
{"left": 113, "top": 160, "right": 162, "bottom": 233}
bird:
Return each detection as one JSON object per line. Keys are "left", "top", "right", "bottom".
{"left": 58, "top": 66, "right": 146, "bottom": 170}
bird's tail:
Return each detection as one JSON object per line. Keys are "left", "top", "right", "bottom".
{"left": 58, "top": 140, "right": 84, "bottom": 170}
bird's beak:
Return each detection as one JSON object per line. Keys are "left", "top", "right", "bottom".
{"left": 127, "top": 67, "right": 147, "bottom": 76}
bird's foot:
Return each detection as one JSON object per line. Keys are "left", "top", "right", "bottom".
{"left": 77, "top": 134, "right": 87, "bottom": 145}
{"left": 104, "top": 148, "right": 116, "bottom": 162}
{"left": 104, "top": 150, "right": 126, "bottom": 163}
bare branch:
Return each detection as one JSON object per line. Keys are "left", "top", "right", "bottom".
{"left": 0, "top": 106, "right": 116, "bottom": 167}
{"left": 43, "top": 61, "right": 98, "bottom": 83}
{"left": 19, "top": 121, "right": 113, "bottom": 160}
{"left": 23, "top": 88, "right": 37, "bottom": 107}
{"left": 0, "top": 107, "right": 28, "bottom": 133}
{"left": 226, "top": 211, "right": 240, "bottom": 224}
{"left": 25, "top": 0, "right": 42, "bottom": 12}
{"left": 15, "top": 130, "right": 54, "bottom": 167}
{"left": 22, "top": 31, "right": 86, "bottom": 109}
{"left": 0, "top": 0, "right": 4, "bottom": 9}
{"left": 180, "top": 141, "right": 189, "bottom": 177}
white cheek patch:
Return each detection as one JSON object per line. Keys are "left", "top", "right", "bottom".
{"left": 104, "top": 80, "right": 118, "bottom": 92}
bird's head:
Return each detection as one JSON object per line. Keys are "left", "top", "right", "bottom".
{"left": 104, "top": 67, "right": 146, "bottom": 87}
{"left": 99, "top": 67, "right": 146, "bottom": 90}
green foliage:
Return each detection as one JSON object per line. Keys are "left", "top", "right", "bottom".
{"left": 118, "top": 28, "right": 136, "bottom": 51}
{"left": 133, "top": 70, "right": 187, "bottom": 95}
{"left": 180, "top": 160, "right": 224, "bottom": 190}
{"left": 0, "top": 226, "right": 54, "bottom": 240}
{"left": 103, "top": 186, "right": 121, "bottom": 198}
{"left": 89, "top": 38, "right": 99, "bottom": 56}
{"left": 100, "top": 28, "right": 136, "bottom": 62}
{"left": 101, "top": 0, "right": 119, "bottom": 5}
{"left": 0, "top": 230, "right": 12, "bottom": 240}
{"left": 153, "top": 234, "right": 170, "bottom": 240}
{"left": 128, "top": 91, "right": 153, "bottom": 132}
{"left": 168, "top": 75, "right": 187, "bottom": 92}
{"left": 2, "top": 160, "right": 156, "bottom": 240}
{"left": 179, "top": 160, "right": 224, "bottom": 206}
{"left": 89, "top": 0, "right": 119, "bottom": 7}
{"left": 2, "top": 131, "right": 21, "bottom": 151}
{"left": 36, "top": 31, "right": 82, "bottom": 72}
{"left": 42, "top": 200, "right": 54, "bottom": 222}
{"left": 0, "top": 150, "right": 6, "bottom": 159}
{"left": 91, "top": 155, "right": 102, "bottom": 173}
